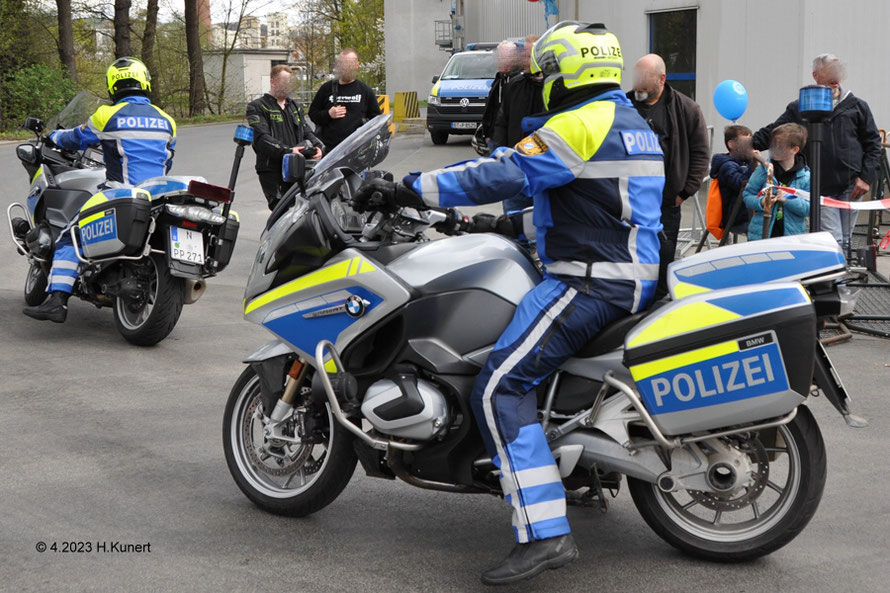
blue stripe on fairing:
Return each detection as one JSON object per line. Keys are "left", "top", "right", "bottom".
{"left": 262, "top": 286, "right": 382, "bottom": 356}
{"left": 709, "top": 287, "right": 808, "bottom": 317}
{"left": 674, "top": 250, "right": 845, "bottom": 290}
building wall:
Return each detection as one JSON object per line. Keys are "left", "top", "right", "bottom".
{"left": 384, "top": 0, "right": 452, "bottom": 100}
{"left": 204, "top": 50, "right": 291, "bottom": 113}
{"left": 463, "top": 0, "right": 548, "bottom": 42}
{"left": 564, "top": 0, "right": 889, "bottom": 149}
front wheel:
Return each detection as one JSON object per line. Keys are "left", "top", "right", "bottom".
{"left": 113, "top": 254, "right": 184, "bottom": 346}
{"left": 430, "top": 130, "right": 449, "bottom": 145}
{"left": 24, "top": 262, "right": 48, "bottom": 306}
{"left": 628, "top": 405, "right": 827, "bottom": 561}
{"left": 222, "top": 365, "right": 357, "bottom": 517}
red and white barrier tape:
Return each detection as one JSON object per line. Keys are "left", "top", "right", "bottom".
{"left": 756, "top": 184, "right": 890, "bottom": 211}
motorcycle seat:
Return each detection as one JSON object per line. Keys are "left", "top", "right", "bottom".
{"left": 573, "top": 300, "right": 666, "bottom": 358}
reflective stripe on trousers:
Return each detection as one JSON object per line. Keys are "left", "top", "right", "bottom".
{"left": 470, "top": 277, "right": 626, "bottom": 543}
{"left": 48, "top": 233, "right": 80, "bottom": 294}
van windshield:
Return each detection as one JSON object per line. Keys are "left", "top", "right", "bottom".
{"left": 440, "top": 52, "right": 497, "bottom": 80}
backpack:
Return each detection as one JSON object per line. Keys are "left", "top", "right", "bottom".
{"left": 705, "top": 178, "right": 725, "bottom": 240}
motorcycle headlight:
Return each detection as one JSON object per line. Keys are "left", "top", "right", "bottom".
{"left": 166, "top": 204, "right": 226, "bottom": 225}
{"left": 428, "top": 94, "right": 441, "bottom": 107}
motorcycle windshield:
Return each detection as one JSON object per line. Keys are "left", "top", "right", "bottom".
{"left": 46, "top": 91, "right": 110, "bottom": 131}
{"left": 309, "top": 114, "right": 393, "bottom": 188}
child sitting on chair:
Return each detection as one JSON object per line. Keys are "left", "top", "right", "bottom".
{"left": 744, "top": 123, "right": 811, "bottom": 240}
{"left": 710, "top": 125, "right": 758, "bottom": 234}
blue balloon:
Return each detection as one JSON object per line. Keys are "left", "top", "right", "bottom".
{"left": 713, "top": 79, "right": 748, "bottom": 122}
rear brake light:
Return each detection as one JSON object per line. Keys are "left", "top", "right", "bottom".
{"left": 181, "top": 220, "right": 198, "bottom": 229}
{"left": 188, "top": 180, "right": 232, "bottom": 203}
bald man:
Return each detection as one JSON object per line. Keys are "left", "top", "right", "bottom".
{"left": 628, "top": 54, "right": 709, "bottom": 298}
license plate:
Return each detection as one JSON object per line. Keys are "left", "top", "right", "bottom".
{"left": 451, "top": 122, "right": 476, "bottom": 130}
{"left": 169, "top": 226, "right": 205, "bottom": 264}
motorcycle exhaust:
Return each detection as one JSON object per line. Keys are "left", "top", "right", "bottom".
{"left": 184, "top": 279, "right": 207, "bottom": 304}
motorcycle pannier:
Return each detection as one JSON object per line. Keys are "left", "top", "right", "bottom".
{"left": 623, "top": 283, "right": 816, "bottom": 436}
{"left": 77, "top": 188, "right": 152, "bottom": 259}
{"left": 213, "top": 214, "right": 240, "bottom": 271}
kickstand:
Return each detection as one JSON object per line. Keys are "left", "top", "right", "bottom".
{"left": 565, "top": 466, "right": 609, "bottom": 513}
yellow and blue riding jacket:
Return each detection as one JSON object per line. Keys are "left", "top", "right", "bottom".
{"left": 49, "top": 95, "right": 176, "bottom": 186}
{"left": 406, "top": 89, "right": 665, "bottom": 313}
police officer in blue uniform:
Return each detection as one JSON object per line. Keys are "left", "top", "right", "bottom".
{"left": 354, "top": 22, "right": 664, "bottom": 585}
{"left": 23, "top": 57, "right": 176, "bottom": 323}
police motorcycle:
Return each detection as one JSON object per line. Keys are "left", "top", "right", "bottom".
{"left": 224, "top": 112, "right": 864, "bottom": 562}
{"left": 7, "top": 91, "right": 244, "bottom": 345}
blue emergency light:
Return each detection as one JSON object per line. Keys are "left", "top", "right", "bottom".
{"left": 234, "top": 125, "right": 254, "bottom": 144}
{"left": 799, "top": 85, "right": 833, "bottom": 122}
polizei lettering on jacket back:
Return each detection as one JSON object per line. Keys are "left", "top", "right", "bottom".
{"left": 636, "top": 332, "right": 790, "bottom": 415}
{"left": 115, "top": 116, "right": 171, "bottom": 131}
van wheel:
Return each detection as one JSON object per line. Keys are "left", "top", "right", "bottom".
{"left": 430, "top": 131, "right": 449, "bottom": 145}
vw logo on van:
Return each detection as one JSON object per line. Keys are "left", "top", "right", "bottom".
{"left": 459, "top": 98, "right": 470, "bottom": 108}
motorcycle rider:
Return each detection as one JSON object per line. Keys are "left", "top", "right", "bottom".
{"left": 23, "top": 57, "right": 176, "bottom": 323}
{"left": 354, "top": 22, "right": 664, "bottom": 585}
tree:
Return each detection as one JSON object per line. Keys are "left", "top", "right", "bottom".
{"left": 141, "top": 0, "right": 159, "bottom": 94}
{"left": 184, "top": 0, "right": 206, "bottom": 115}
{"left": 56, "top": 0, "right": 78, "bottom": 81}
{"left": 113, "top": 0, "right": 131, "bottom": 57}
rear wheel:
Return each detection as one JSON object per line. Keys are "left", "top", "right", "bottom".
{"left": 628, "top": 406, "right": 826, "bottom": 561}
{"left": 113, "top": 254, "right": 184, "bottom": 346}
{"left": 430, "top": 130, "right": 449, "bottom": 145}
{"left": 24, "top": 262, "right": 48, "bottom": 306}
{"left": 223, "top": 366, "right": 357, "bottom": 517}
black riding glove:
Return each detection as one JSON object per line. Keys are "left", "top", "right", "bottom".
{"left": 352, "top": 178, "right": 425, "bottom": 213}
{"left": 469, "top": 212, "right": 522, "bottom": 237}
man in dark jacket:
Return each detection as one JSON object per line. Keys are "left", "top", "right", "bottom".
{"left": 247, "top": 65, "right": 323, "bottom": 210}
{"left": 629, "top": 53, "right": 710, "bottom": 299}
{"left": 753, "top": 54, "right": 881, "bottom": 257}
{"left": 492, "top": 35, "right": 544, "bottom": 213}
{"left": 480, "top": 41, "right": 522, "bottom": 148}
{"left": 308, "top": 48, "right": 382, "bottom": 152}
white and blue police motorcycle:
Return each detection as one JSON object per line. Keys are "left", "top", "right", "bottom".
{"left": 224, "top": 113, "right": 865, "bottom": 561}
{"left": 7, "top": 92, "right": 246, "bottom": 345}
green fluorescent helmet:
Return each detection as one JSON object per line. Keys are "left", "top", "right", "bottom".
{"left": 530, "top": 21, "right": 623, "bottom": 110}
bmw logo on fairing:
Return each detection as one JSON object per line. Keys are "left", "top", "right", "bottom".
{"left": 346, "top": 295, "right": 366, "bottom": 318}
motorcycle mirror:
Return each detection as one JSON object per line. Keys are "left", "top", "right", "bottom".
{"left": 22, "top": 117, "right": 44, "bottom": 136}
{"left": 16, "top": 143, "right": 38, "bottom": 164}
{"left": 282, "top": 152, "right": 307, "bottom": 185}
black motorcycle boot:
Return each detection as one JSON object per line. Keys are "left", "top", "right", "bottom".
{"left": 481, "top": 534, "right": 578, "bottom": 586}
{"left": 23, "top": 291, "right": 69, "bottom": 323}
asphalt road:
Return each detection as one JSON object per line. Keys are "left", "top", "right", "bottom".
{"left": 1, "top": 125, "right": 888, "bottom": 593}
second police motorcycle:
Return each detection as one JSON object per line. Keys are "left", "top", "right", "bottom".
{"left": 223, "top": 113, "right": 866, "bottom": 561}
{"left": 7, "top": 92, "right": 248, "bottom": 345}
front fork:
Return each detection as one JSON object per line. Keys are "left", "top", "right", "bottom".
{"left": 264, "top": 359, "right": 311, "bottom": 444}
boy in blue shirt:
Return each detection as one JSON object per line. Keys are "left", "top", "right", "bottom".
{"left": 744, "top": 123, "right": 811, "bottom": 240}
{"left": 710, "top": 125, "right": 758, "bottom": 234}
